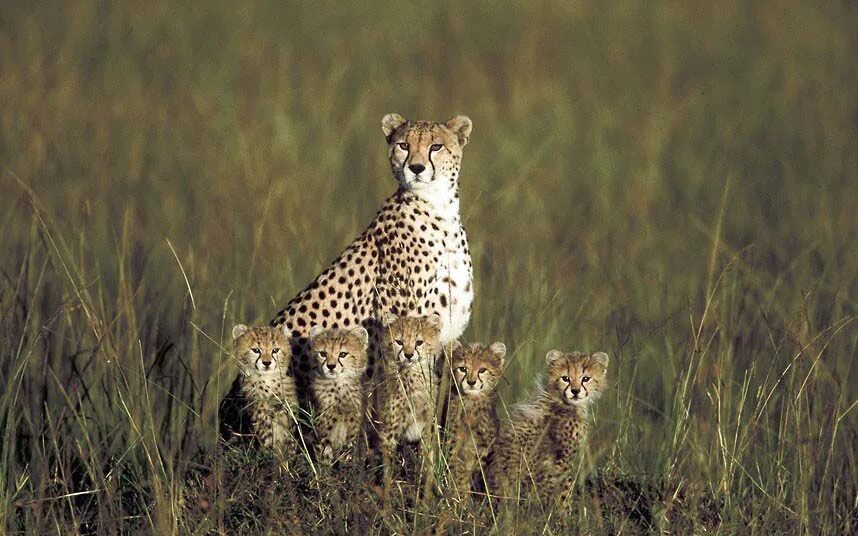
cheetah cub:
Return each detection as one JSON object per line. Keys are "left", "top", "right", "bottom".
{"left": 490, "top": 350, "right": 608, "bottom": 508}
{"left": 219, "top": 325, "right": 299, "bottom": 451}
{"left": 373, "top": 313, "right": 442, "bottom": 479}
{"left": 444, "top": 341, "right": 506, "bottom": 497}
{"left": 308, "top": 325, "right": 370, "bottom": 465}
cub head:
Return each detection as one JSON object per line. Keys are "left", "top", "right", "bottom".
{"left": 449, "top": 341, "right": 506, "bottom": 398}
{"left": 381, "top": 113, "right": 472, "bottom": 197}
{"left": 380, "top": 313, "right": 442, "bottom": 370}
{"left": 232, "top": 324, "right": 289, "bottom": 376}
{"left": 544, "top": 350, "right": 609, "bottom": 407}
{"left": 308, "top": 326, "right": 369, "bottom": 379}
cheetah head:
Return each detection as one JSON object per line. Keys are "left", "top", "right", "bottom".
{"left": 545, "top": 350, "right": 609, "bottom": 407}
{"left": 308, "top": 326, "right": 369, "bottom": 379}
{"left": 381, "top": 114, "right": 472, "bottom": 199}
{"left": 381, "top": 313, "right": 442, "bottom": 370}
{"left": 232, "top": 324, "right": 288, "bottom": 376}
{"left": 450, "top": 341, "right": 506, "bottom": 398}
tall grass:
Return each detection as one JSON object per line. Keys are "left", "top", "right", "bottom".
{"left": 1, "top": 0, "right": 857, "bottom": 533}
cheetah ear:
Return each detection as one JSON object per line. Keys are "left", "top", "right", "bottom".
{"left": 445, "top": 115, "right": 472, "bottom": 147}
{"left": 382, "top": 113, "right": 408, "bottom": 140}
{"left": 381, "top": 312, "right": 398, "bottom": 327}
{"left": 425, "top": 313, "right": 443, "bottom": 331}
{"left": 450, "top": 339, "right": 463, "bottom": 353}
{"left": 545, "top": 349, "right": 565, "bottom": 365}
{"left": 351, "top": 326, "right": 369, "bottom": 349}
{"left": 489, "top": 341, "right": 507, "bottom": 366}
{"left": 232, "top": 324, "right": 249, "bottom": 341}
{"left": 308, "top": 324, "right": 325, "bottom": 340}
{"left": 591, "top": 351, "right": 609, "bottom": 368}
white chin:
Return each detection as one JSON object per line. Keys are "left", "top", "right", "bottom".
{"left": 402, "top": 173, "right": 432, "bottom": 188}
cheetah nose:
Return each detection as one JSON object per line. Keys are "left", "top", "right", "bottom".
{"left": 467, "top": 379, "right": 477, "bottom": 386}
{"left": 403, "top": 352, "right": 414, "bottom": 360}
{"left": 569, "top": 388, "right": 580, "bottom": 397}
{"left": 408, "top": 164, "right": 425, "bottom": 175}
{"left": 327, "top": 363, "right": 337, "bottom": 371}
{"left": 262, "top": 359, "right": 272, "bottom": 367}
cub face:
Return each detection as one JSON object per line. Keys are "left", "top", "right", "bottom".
{"left": 450, "top": 341, "right": 506, "bottom": 398}
{"left": 381, "top": 313, "right": 442, "bottom": 370}
{"left": 544, "top": 350, "right": 609, "bottom": 406}
{"left": 308, "top": 326, "right": 369, "bottom": 379}
{"left": 381, "top": 113, "right": 472, "bottom": 195}
{"left": 232, "top": 324, "right": 289, "bottom": 376}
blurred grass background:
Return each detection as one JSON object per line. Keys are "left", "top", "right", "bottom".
{"left": 1, "top": 0, "right": 857, "bottom": 532}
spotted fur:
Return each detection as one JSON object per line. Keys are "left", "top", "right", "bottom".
{"left": 270, "top": 114, "right": 474, "bottom": 402}
{"left": 372, "top": 314, "right": 442, "bottom": 481}
{"left": 443, "top": 341, "right": 506, "bottom": 496}
{"left": 489, "top": 350, "right": 608, "bottom": 508}
{"left": 218, "top": 325, "right": 299, "bottom": 451}
{"left": 308, "top": 326, "right": 369, "bottom": 465}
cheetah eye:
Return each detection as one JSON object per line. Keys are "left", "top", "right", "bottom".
{"left": 457, "top": 366, "right": 467, "bottom": 373}
{"left": 272, "top": 348, "right": 280, "bottom": 354}
{"left": 339, "top": 352, "right": 348, "bottom": 359}
{"left": 397, "top": 142, "right": 409, "bottom": 151}
{"left": 251, "top": 348, "right": 261, "bottom": 354}
{"left": 415, "top": 340, "right": 424, "bottom": 347}
{"left": 430, "top": 143, "right": 443, "bottom": 152}
{"left": 319, "top": 351, "right": 328, "bottom": 358}
{"left": 561, "top": 375, "right": 570, "bottom": 383}
{"left": 478, "top": 367, "right": 487, "bottom": 374}
{"left": 582, "top": 376, "right": 591, "bottom": 383}
{"left": 395, "top": 339, "right": 403, "bottom": 346}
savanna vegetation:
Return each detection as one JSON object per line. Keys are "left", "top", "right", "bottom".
{"left": 1, "top": 1, "right": 857, "bottom": 533}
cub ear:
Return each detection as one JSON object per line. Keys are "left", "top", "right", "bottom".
{"left": 381, "top": 312, "right": 398, "bottom": 327}
{"left": 425, "top": 313, "right": 443, "bottom": 331}
{"left": 232, "top": 324, "right": 249, "bottom": 341}
{"left": 351, "top": 326, "right": 369, "bottom": 348}
{"left": 489, "top": 341, "right": 507, "bottom": 366}
{"left": 445, "top": 115, "right": 473, "bottom": 147}
{"left": 591, "top": 351, "right": 609, "bottom": 368}
{"left": 382, "top": 113, "right": 408, "bottom": 140}
{"left": 308, "top": 324, "right": 326, "bottom": 340}
{"left": 545, "top": 349, "right": 565, "bottom": 365}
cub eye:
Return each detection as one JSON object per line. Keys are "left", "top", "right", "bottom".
{"left": 415, "top": 340, "right": 424, "bottom": 347}
{"left": 395, "top": 339, "right": 403, "bottom": 346}
{"left": 478, "top": 367, "right": 487, "bottom": 374}
{"left": 272, "top": 348, "right": 280, "bottom": 354}
{"left": 397, "top": 142, "right": 409, "bottom": 151}
{"left": 319, "top": 351, "right": 328, "bottom": 358}
{"left": 561, "top": 375, "right": 570, "bottom": 383}
{"left": 252, "top": 348, "right": 261, "bottom": 354}
{"left": 582, "top": 376, "right": 591, "bottom": 383}
{"left": 430, "top": 143, "right": 443, "bottom": 151}
{"left": 457, "top": 366, "right": 467, "bottom": 373}
{"left": 339, "top": 352, "right": 348, "bottom": 358}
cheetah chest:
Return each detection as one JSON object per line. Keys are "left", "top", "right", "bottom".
{"left": 430, "top": 219, "right": 473, "bottom": 344}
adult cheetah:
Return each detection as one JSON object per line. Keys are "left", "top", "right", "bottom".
{"left": 271, "top": 114, "right": 474, "bottom": 395}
